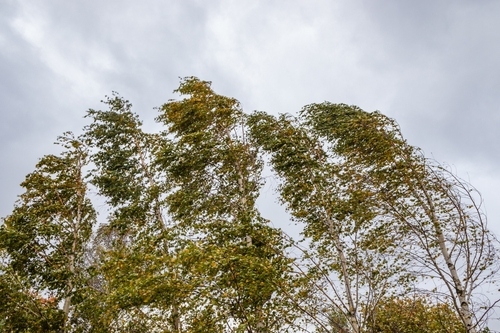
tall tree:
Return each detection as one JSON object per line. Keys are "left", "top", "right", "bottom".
{"left": 2, "top": 77, "right": 498, "bottom": 333}
{"left": 83, "top": 94, "right": 183, "bottom": 332}
{"left": 0, "top": 133, "right": 96, "bottom": 332}
{"left": 157, "top": 77, "right": 301, "bottom": 332}
{"left": 300, "top": 102, "right": 500, "bottom": 333}
{"left": 248, "top": 112, "right": 409, "bottom": 333}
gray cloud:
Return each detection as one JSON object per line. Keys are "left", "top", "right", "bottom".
{"left": 1, "top": 0, "right": 499, "bottom": 237}
{"left": 342, "top": 1, "right": 500, "bottom": 153}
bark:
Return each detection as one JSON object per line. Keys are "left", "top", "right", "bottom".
{"left": 63, "top": 155, "right": 84, "bottom": 331}
{"left": 327, "top": 216, "right": 360, "bottom": 333}
{"left": 416, "top": 175, "right": 477, "bottom": 333}
{"left": 172, "top": 301, "right": 181, "bottom": 332}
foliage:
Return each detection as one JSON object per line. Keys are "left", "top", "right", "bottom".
{"left": 83, "top": 93, "right": 185, "bottom": 332}
{"left": 1, "top": 78, "right": 498, "bottom": 333}
{"left": 156, "top": 77, "right": 301, "bottom": 332}
{"left": 298, "top": 102, "right": 499, "bottom": 333}
{"left": 0, "top": 254, "right": 64, "bottom": 332}
{"left": 366, "top": 296, "right": 466, "bottom": 333}
{"left": 0, "top": 133, "right": 96, "bottom": 331}
{"left": 247, "top": 110, "right": 412, "bottom": 333}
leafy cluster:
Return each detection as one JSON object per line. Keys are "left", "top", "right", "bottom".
{"left": 1, "top": 77, "right": 498, "bottom": 333}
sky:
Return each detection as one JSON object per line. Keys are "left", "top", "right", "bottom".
{"left": 1, "top": 0, "right": 500, "bottom": 324}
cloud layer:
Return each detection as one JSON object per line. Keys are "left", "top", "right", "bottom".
{"left": 1, "top": 0, "right": 499, "bottom": 236}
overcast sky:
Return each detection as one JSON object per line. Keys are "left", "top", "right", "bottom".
{"left": 1, "top": 0, "right": 500, "bottom": 249}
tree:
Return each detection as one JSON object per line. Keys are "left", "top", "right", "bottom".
{"left": 156, "top": 77, "right": 301, "bottom": 332}
{"left": 248, "top": 111, "right": 411, "bottom": 333}
{"left": 1, "top": 77, "right": 498, "bottom": 333}
{"left": 79, "top": 80, "right": 302, "bottom": 332}
{"left": 0, "top": 133, "right": 96, "bottom": 332}
{"left": 83, "top": 93, "right": 182, "bottom": 332}
{"left": 299, "top": 102, "right": 500, "bottom": 333}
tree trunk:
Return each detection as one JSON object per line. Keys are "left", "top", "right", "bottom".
{"left": 327, "top": 216, "right": 360, "bottom": 333}
{"left": 417, "top": 177, "right": 477, "bottom": 333}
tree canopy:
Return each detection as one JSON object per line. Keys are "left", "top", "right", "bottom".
{"left": 1, "top": 77, "right": 498, "bottom": 333}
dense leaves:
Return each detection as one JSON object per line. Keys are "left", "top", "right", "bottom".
{"left": 1, "top": 78, "right": 498, "bottom": 332}
{"left": 156, "top": 78, "right": 300, "bottom": 332}
{"left": 298, "top": 102, "right": 499, "bottom": 333}
{"left": 0, "top": 133, "right": 96, "bottom": 331}
{"left": 247, "top": 110, "right": 411, "bottom": 333}
{"left": 366, "top": 296, "right": 466, "bottom": 333}
{"left": 0, "top": 257, "right": 65, "bottom": 332}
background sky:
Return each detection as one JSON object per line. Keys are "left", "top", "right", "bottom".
{"left": 1, "top": 0, "right": 500, "bottom": 318}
